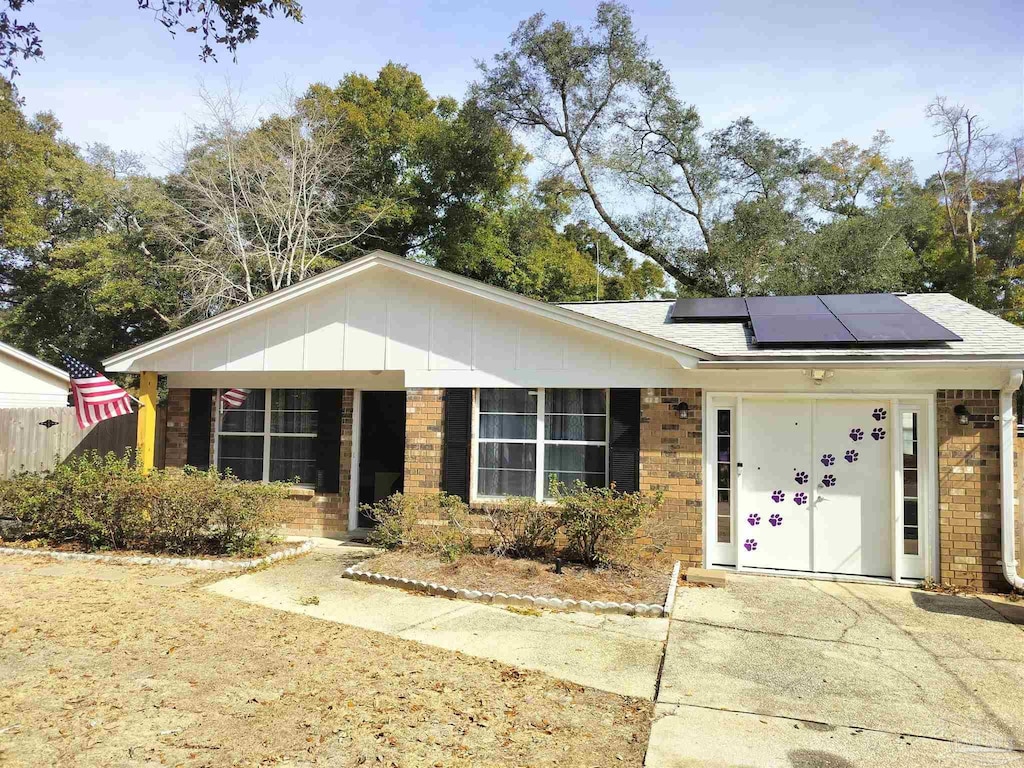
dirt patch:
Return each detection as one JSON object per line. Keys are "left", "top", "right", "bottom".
{"left": 361, "top": 550, "right": 674, "bottom": 605}
{"left": 0, "top": 556, "right": 651, "bottom": 767}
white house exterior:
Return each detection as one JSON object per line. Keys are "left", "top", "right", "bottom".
{"left": 105, "top": 251, "right": 1024, "bottom": 592}
{"left": 0, "top": 342, "right": 69, "bottom": 408}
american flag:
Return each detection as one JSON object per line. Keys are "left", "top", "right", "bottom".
{"left": 221, "top": 387, "right": 250, "bottom": 409}
{"left": 57, "top": 350, "right": 136, "bottom": 430}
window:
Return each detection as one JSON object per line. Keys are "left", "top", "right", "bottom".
{"left": 217, "top": 388, "right": 318, "bottom": 485}
{"left": 1017, "top": 387, "right": 1024, "bottom": 437}
{"left": 715, "top": 409, "right": 733, "bottom": 544}
{"left": 475, "top": 388, "right": 608, "bottom": 501}
{"left": 902, "top": 411, "right": 920, "bottom": 556}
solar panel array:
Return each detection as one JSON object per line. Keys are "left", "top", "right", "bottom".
{"left": 669, "top": 293, "right": 962, "bottom": 347}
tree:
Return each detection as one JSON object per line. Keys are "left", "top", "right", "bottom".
{"left": 473, "top": 3, "right": 824, "bottom": 297}
{"left": 801, "top": 131, "right": 915, "bottom": 218}
{"left": 301, "top": 64, "right": 528, "bottom": 257}
{"left": 0, "top": 79, "right": 178, "bottom": 364}
{"left": 926, "top": 97, "right": 1005, "bottom": 270}
{"left": 164, "top": 87, "right": 393, "bottom": 315}
{"left": 1, "top": 0, "right": 302, "bottom": 79}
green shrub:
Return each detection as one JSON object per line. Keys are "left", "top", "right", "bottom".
{"left": 0, "top": 452, "right": 288, "bottom": 556}
{"left": 362, "top": 492, "right": 418, "bottom": 550}
{"left": 550, "top": 480, "right": 664, "bottom": 566}
{"left": 484, "top": 496, "right": 557, "bottom": 558}
{"left": 364, "top": 492, "right": 473, "bottom": 562}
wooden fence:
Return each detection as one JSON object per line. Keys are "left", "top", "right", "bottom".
{"left": 0, "top": 406, "right": 166, "bottom": 479}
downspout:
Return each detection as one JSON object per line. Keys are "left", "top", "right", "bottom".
{"left": 999, "top": 369, "right": 1024, "bottom": 591}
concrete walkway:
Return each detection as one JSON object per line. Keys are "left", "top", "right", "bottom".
{"left": 205, "top": 541, "right": 669, "bottom": 700}
{"left": 646, "top": 574, "right": 1024, "bottom": 767}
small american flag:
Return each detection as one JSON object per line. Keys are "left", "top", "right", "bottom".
{"left": 57, "top": 350, "right": 136, "bottom": 430}
{"left": 221, "top": 387, "right": 250, "bottom": 409}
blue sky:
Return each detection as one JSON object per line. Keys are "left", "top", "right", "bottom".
{"left": 13, "top": 0, "right": 1024, "bottom": 179}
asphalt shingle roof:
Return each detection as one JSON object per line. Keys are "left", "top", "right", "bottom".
{"left": 559, "top": 293, "right": 1024, "bottom": 360}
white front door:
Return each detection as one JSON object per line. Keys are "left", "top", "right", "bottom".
{"left": 811, "top": 400, "right": 891, "bottom": 577}
{"left": 737, "top": 398, "right": 893, "bottom": 578}
{"left": 737, "top": 400, "right": 814, "bottom": 572}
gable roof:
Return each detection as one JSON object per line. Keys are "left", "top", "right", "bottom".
{"left": 560, "top": 293, "right": 1024, "bottom": 364}
{"left": 103, "top": 250, "right": 707, "bottom": 371}
{"left": 0, "top": 341, "right": 69, "bottom": 383}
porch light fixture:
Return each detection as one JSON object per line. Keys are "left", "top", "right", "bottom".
{"left": 674, "top": 401, "right": 690, "bottom": 419}
{"left": 954, "top": 404, "right": 971, "bottom": 425}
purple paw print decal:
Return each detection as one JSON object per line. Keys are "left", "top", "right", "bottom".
{"left": 794, "top": 471, "right": 808, "bottom": 485}
{"left": 871, "top": 427, "right": 886, "bottom": 441}
{"left": 849, "top": 428, "right": 864, "bottom": 442}
{"left": 744, "top": 538, "right": 758, "bottom": 552}
{"left": 794, "top": 492, "right": 807, "bottom": 506}
{"left": 844, "top": 450, "right": 859, "bottom": 463}
{"left": 769, "top": 513, "right": 783, "bottom": 527}
{"left": 872, "top": 407, "right": 887, "bottom": 422}
{"left": 821, "top": 474, "right": 836, "bottom": 488}
{"left": 771, "top": 489, "right": 785, "bottom": 503}
{"left": 821, "top": 453, "right": 835, "bottom": 467}
{"left": 747, "top": 513, "right": 761, "bottom": 527}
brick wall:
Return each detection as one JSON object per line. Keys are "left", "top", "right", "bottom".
{"left": 936, "top": 389, "right": 1003, "bottom": 591}
{"left": 163, "top": 387, "right": 353, "bottom": 539}
{"left": 404, "top": 388, "right": 444, "bottom": 496}
{"left": 639, "top": 388, "right": 703, "bottom": 568}
{"left": 164, "top": 388, "right": 190, "bottom": 468}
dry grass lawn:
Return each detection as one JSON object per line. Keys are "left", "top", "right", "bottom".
{"left": 0, "top": 557, "right": 651, "bottom": 767}
{"left": 361, "top": 551, "right": 674, "bottom": 605}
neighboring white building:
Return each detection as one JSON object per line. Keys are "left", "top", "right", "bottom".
{"left": 0, "top": 342, "right": 70, "bottom": 408}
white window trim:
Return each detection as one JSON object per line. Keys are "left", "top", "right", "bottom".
{"left": 215, "top": 387, "right": 318, "bottom": 486}
{"left": 470, "top": 387, "right": 610, "bottom": 503}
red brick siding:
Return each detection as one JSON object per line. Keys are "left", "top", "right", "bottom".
{"left": 936, "top": 389, "right": 1003, "bottom": 591}
{"left": 164, "top": 388, "right": 190, "bottom": 468}
{"left": 639, "top": 388, "right": 703, "bottom": 567}
{"left": 404, "top": 388, "right": 444, "bottom": 496}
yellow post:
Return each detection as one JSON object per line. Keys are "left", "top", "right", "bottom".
{"left": 136, "top": 371, "right": 158, "bottom": 472}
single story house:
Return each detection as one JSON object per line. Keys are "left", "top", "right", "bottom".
{"left": 104, "top": 250, "right": 1024, "bottom": 592}
{"left": 0, "top": 341, "right": 70, "bottom": 408}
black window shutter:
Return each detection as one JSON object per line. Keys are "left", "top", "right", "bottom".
{"left": 186, "top": 389, "right": 214, "bottom": 470}
{"left": 608, "top": 389, "right": 641, "bottom": 493}
{"left": 442, "top": 389, "right": 472, "bottom": 501}
{"left": 315, "top": 390, "right": 344, "bottom": 493}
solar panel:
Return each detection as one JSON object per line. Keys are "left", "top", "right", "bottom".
{"left": 745, "top": 296, "right": 831, "bottom": 316}
{"left": 670, "top": 297, "right": 749, "bottom": 321}
{"left": 750, "top": 314, "right": 856, "bottom": 346}
{"left": 819, "top": 293, "right": 915, "bottom": 315}
{"left": 837, "top": 313, "right": 963, "bottom": 343}
{"left": 667, "top": 291, "right": 961, "bottom": 347}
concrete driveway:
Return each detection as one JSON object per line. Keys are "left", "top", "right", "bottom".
{"left": 207, "top": 541, "right": 669, "bottom": 700}
{"left": 646, "top": 575, "right": 1024, "bottom": 768}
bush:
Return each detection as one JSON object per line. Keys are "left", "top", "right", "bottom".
{"left": 362, "top": 492, "right": 417, "bottom": 551}
{"left": 550, "top": 480, "right": 664, "bottom": 566}
{"left": 364, "top": 492, "right": 473, "bottom": 562}
{"left": 484, "top": 496, "right": 558, "bottom": 558}
{"left": 0, "top": 451, "right": 288, "bottom": 556}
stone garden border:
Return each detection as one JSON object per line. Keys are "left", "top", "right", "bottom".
{"left": 0, "top": 538, "right": 315, "bottom": 571}
{"left": 342, "top": 559, "right": 682, "bottom": 619}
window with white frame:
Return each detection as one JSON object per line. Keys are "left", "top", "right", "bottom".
{"left": 475, "top": 388, "right": 608, "bottom": 500}
{"left": 217, "top": 388, "right": 318, "bottom": 485}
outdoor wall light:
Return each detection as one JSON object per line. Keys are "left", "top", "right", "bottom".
{"left": 674, "top": 401, "right": 690, "bottom": 419}
{"left": 954, "top": 404, "right": 971, "bottom": 425}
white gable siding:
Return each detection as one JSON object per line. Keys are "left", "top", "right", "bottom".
{"left": 0, "top": 352, "right": 68, "bottom": 408}
{"left": 143, "top": 265, "right": 682, "bottom": 388}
